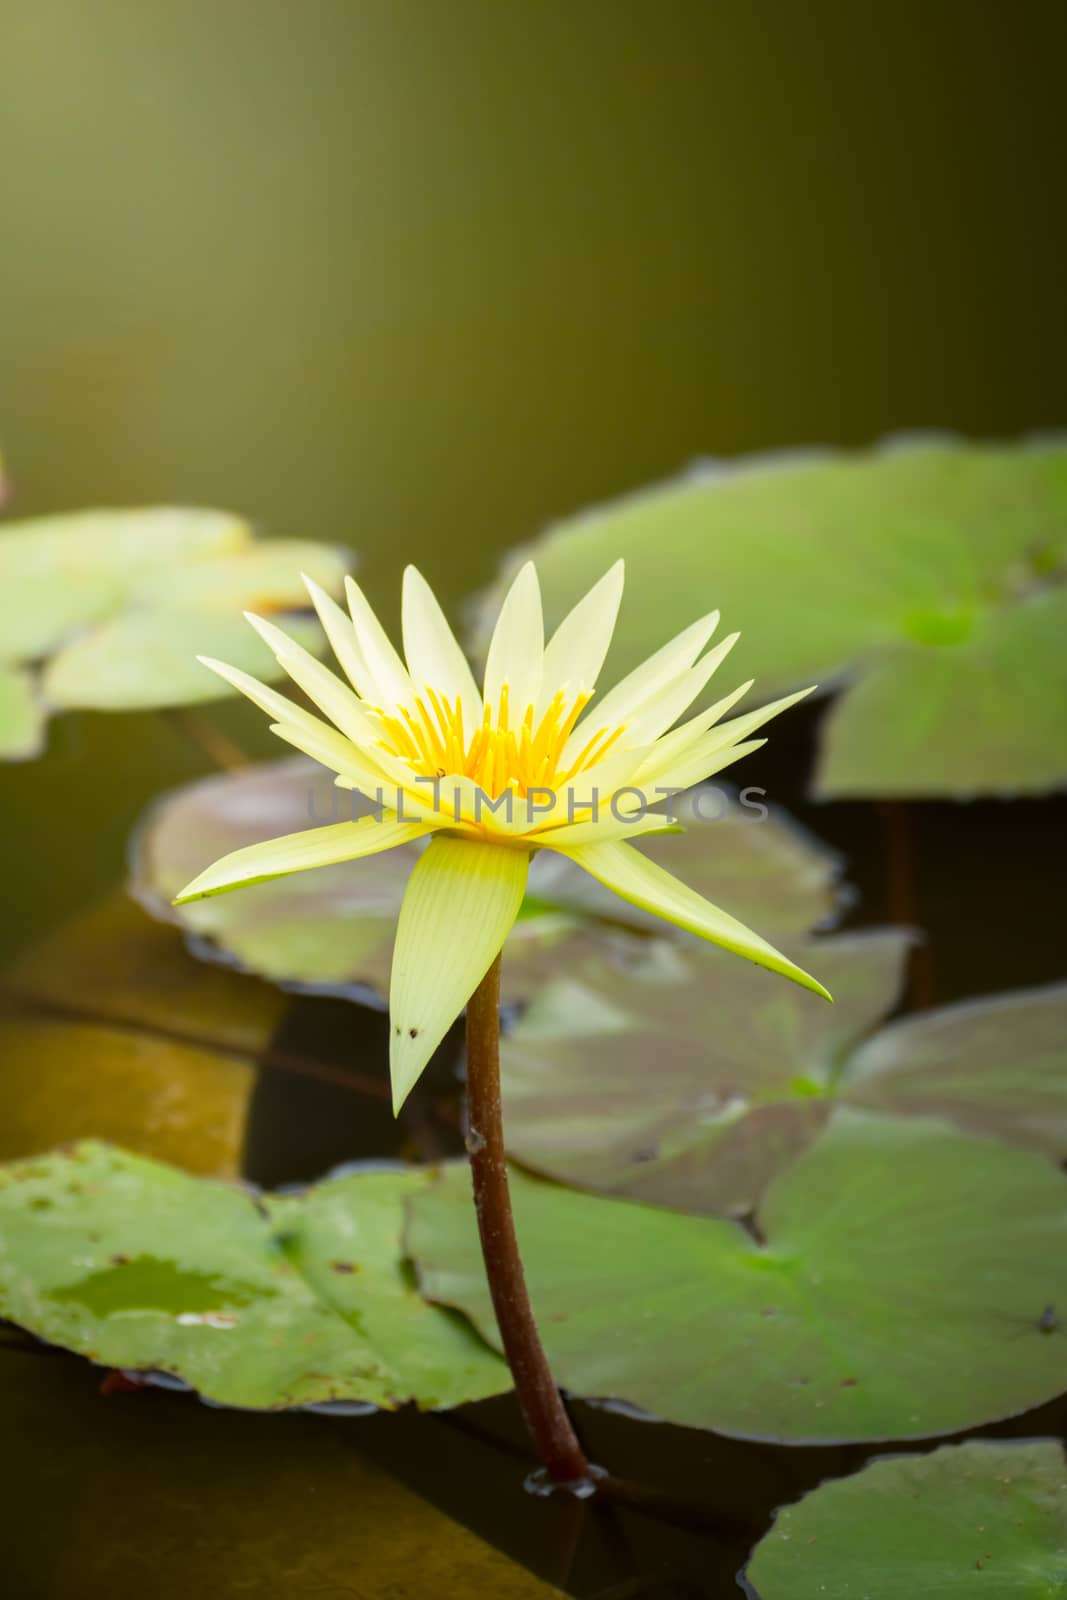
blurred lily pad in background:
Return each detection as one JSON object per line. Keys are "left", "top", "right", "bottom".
{"left": 410, "top": 1110, "right": 1067, "bottom": 1442}
{"left": 0, "top": 665, "right": 40, "bottom": 760}
{"left": 501, "top": 941, "right": 1067, "bottom": 1217}
{"left": 131, "top": 761, "right": 844, "bottom": 1009}
{"left": 471, "top": 436, "right": 1067, "bottom": 798}
{"left": 0, "top": 1142, "right": 506, "bottom": 1411}
{"left": 0, "top": 503, "right": 351, "bottom": 755}
{"left": 742, "top": 1439, "right": 1067, "bottom": 1599}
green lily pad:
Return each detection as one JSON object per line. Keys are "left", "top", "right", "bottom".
{"left": 742, "top": 1439, "right": 1067, "bottom": 1599}
{"left": 43, "top": 608, "right": 327, "bottom": 711}
{"left": 0, "top": 1142, "right": 508, "bottom": 1411}
{"left": 502, "top": 936, "right": 1067, "bottom": 1216}
{"left": 0, "top": 664, "right": 44, "bottom": 759}
{"left": 409, "top": 1111, "right": 1067, "bottom": 1442}
{"left": 471, "top": 437, "right": 1067, "bottom": 798}
{"left": 132, "top": 758, "right": 842, "bottom": 1009}
{"left": 0, "top": 506, "right": 248, "bottom": 662}
{"left": 501, "top": 930, "right": 912, "bottom": 1218}
{"left": 0, "top": 506, "right": 351, "bottom": 750}
{"left": 844, "top": 982, "right": 1067, "bottom": 1160}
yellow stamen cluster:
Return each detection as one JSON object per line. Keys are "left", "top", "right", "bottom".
{"left": 375, "top": 685, "right": 626, "bottom": 797}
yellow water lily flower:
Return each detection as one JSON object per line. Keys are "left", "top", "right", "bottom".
{"left": 174, "top": 561, "right": 830, "bottom": 1110}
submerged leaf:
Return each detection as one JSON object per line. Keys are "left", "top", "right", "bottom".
{"left": 0, "top": 1348, "right": 562, "bottom": 1599}
{"left": 0, "top": 894, "right": 287, "bottom": 1176}
{"left": 409, "top": 1111, "right": 1067, "bottom": 1442}
{"left": 470, "top": 437, "right": 1067, "bottom": 797}
{"left": 742, "top": 1439, "right": 1067, "bottom": 1598}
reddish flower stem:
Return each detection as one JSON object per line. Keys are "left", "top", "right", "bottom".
{"left": 464, "top": 953, "right": 590, "bottom": 1484}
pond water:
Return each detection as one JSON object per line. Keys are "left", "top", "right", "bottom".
{"left": 1, "top": 3, "right": 1065, "bottom": 1595}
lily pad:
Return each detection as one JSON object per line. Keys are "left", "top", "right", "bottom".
{"left": 132, "top": 758, "right": 842, "bottom": 1008}
{"left": 501, "top": 940, "right": 1067, "bottom": 1216}
{"left": 471, "top": 437, "right": 1067, "bottom": 798}
{"left": 0, "top": 1142, "right": 508, "bottom": 1411}
{"left": 742, "top": 1439, "right": 1067, "bottom": 1599}
{"left": 0, "top": 506, "right": 351, "bottom": 751}
{"left": 501, "top": 930, "right": 912, "bottom": 1217}
{"left": 409, "top": 1111, "right": 1067, "bottom": 1442}
{"left": 844, "top": 981, "right": 1067, "bottom": 1159}
{"left": 0, "top": 664, "right": 43, "bottom": 759}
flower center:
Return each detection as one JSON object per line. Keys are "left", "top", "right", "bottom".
{"left": 374, "top": 685, "right": 626, "bottom": 797}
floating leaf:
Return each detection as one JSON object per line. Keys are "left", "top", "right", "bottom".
{"left": 844, "top": 982, "right": 1067, "bottom": 1159}
{"left": 502, "top": 937, "right": 1067, "bottom": 1215}
{"left": 43, "top": 609, "right": 327, "bottom": 711}
{"left": 132, "top": 758, "right": 841, "bottom": 1009}
{"left": 0, "top": 506, "right": 352, "bottom": 752}
{"left": 470, "top": 437, "right": 1067, "bottom": 797}
{"left": 0, "top": 1143, "right": 508, "bottom": 1411}
{"left": 409, "top": 1111, "right": 1067, "bottom": 1442}
{"left": 742, "top": 1439, "right": 1067, "bottom": 1599}
{"left": 501, "top": 930, "right": 911, "bottom": 1217}
{"left": 0, "top": 664, "right": 43, "bottom": 759}
{"left": 0, "top": 507, "right": 248, "bottom": 662}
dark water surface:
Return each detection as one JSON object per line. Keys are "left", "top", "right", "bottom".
{"left": 2, "top": 3, "right": 1065, "bottom": 1594}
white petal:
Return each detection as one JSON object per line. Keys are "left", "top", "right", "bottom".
{"left": 483, "top": 561, "right": 543, "bottom": 716}
{"left": 638, "top": 687, "right": 814, "bottom": 791}
{"left": 402, "top": 565, "right": 482, "bottom": 729}
{"left": 553, "top": 839, "right": 831, "bottom": 999}
{"left": 389, "top": 835, "right": 529, "bottom": 1112}
{"left": 243, "top": 611, "right": 377, "bottom": 746}
{"left": 621, "top": 633, "right": 741, "bottom": 745}
{"left": 562, "top": 610, "right": 720, "bottom": 764}
{"left": 538, "top": 810, "right": 681, "bottom": 848}
{"left": 345, "top": 576, "right": 413, "bottom": 710}
{"left": 302, "top": 573, "right": 371, "bottom": 697}
{"left": 267, "top": 719, "right": 396, "bottom": 795}
{"left": 640, "top": 737, "right": 768, "bottom": 795}
{"left": 173, "top": 813, "right": 434, "bottom": 904}
{"left": 537, "top": 559, "right": 624, "bottom": 713}
{"left": 628, "top": 678, "right": 754, "bottom": 781}
{"left": 196, "top": 655, "right": 340, "bottom": 746}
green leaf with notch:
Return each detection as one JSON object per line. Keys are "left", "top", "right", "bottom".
{"left": 742, "top": 1439, "right": 1067, "bottom": 1599}
{"left": 470, "top": 437, "right": 1067, "bottom": 797}
{"left": 409, "top": 1111, "right": 1067, "bottom": 1442}
{"left": 501, "top": 937, "right": 1067, "bottom": 1216}
{"left": 0, "top": 1142, "right": 508, "bottom": 1411}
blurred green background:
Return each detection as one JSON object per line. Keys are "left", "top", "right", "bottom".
{"left": 1, "top": 0, "right": 1065, "bottom": 959}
